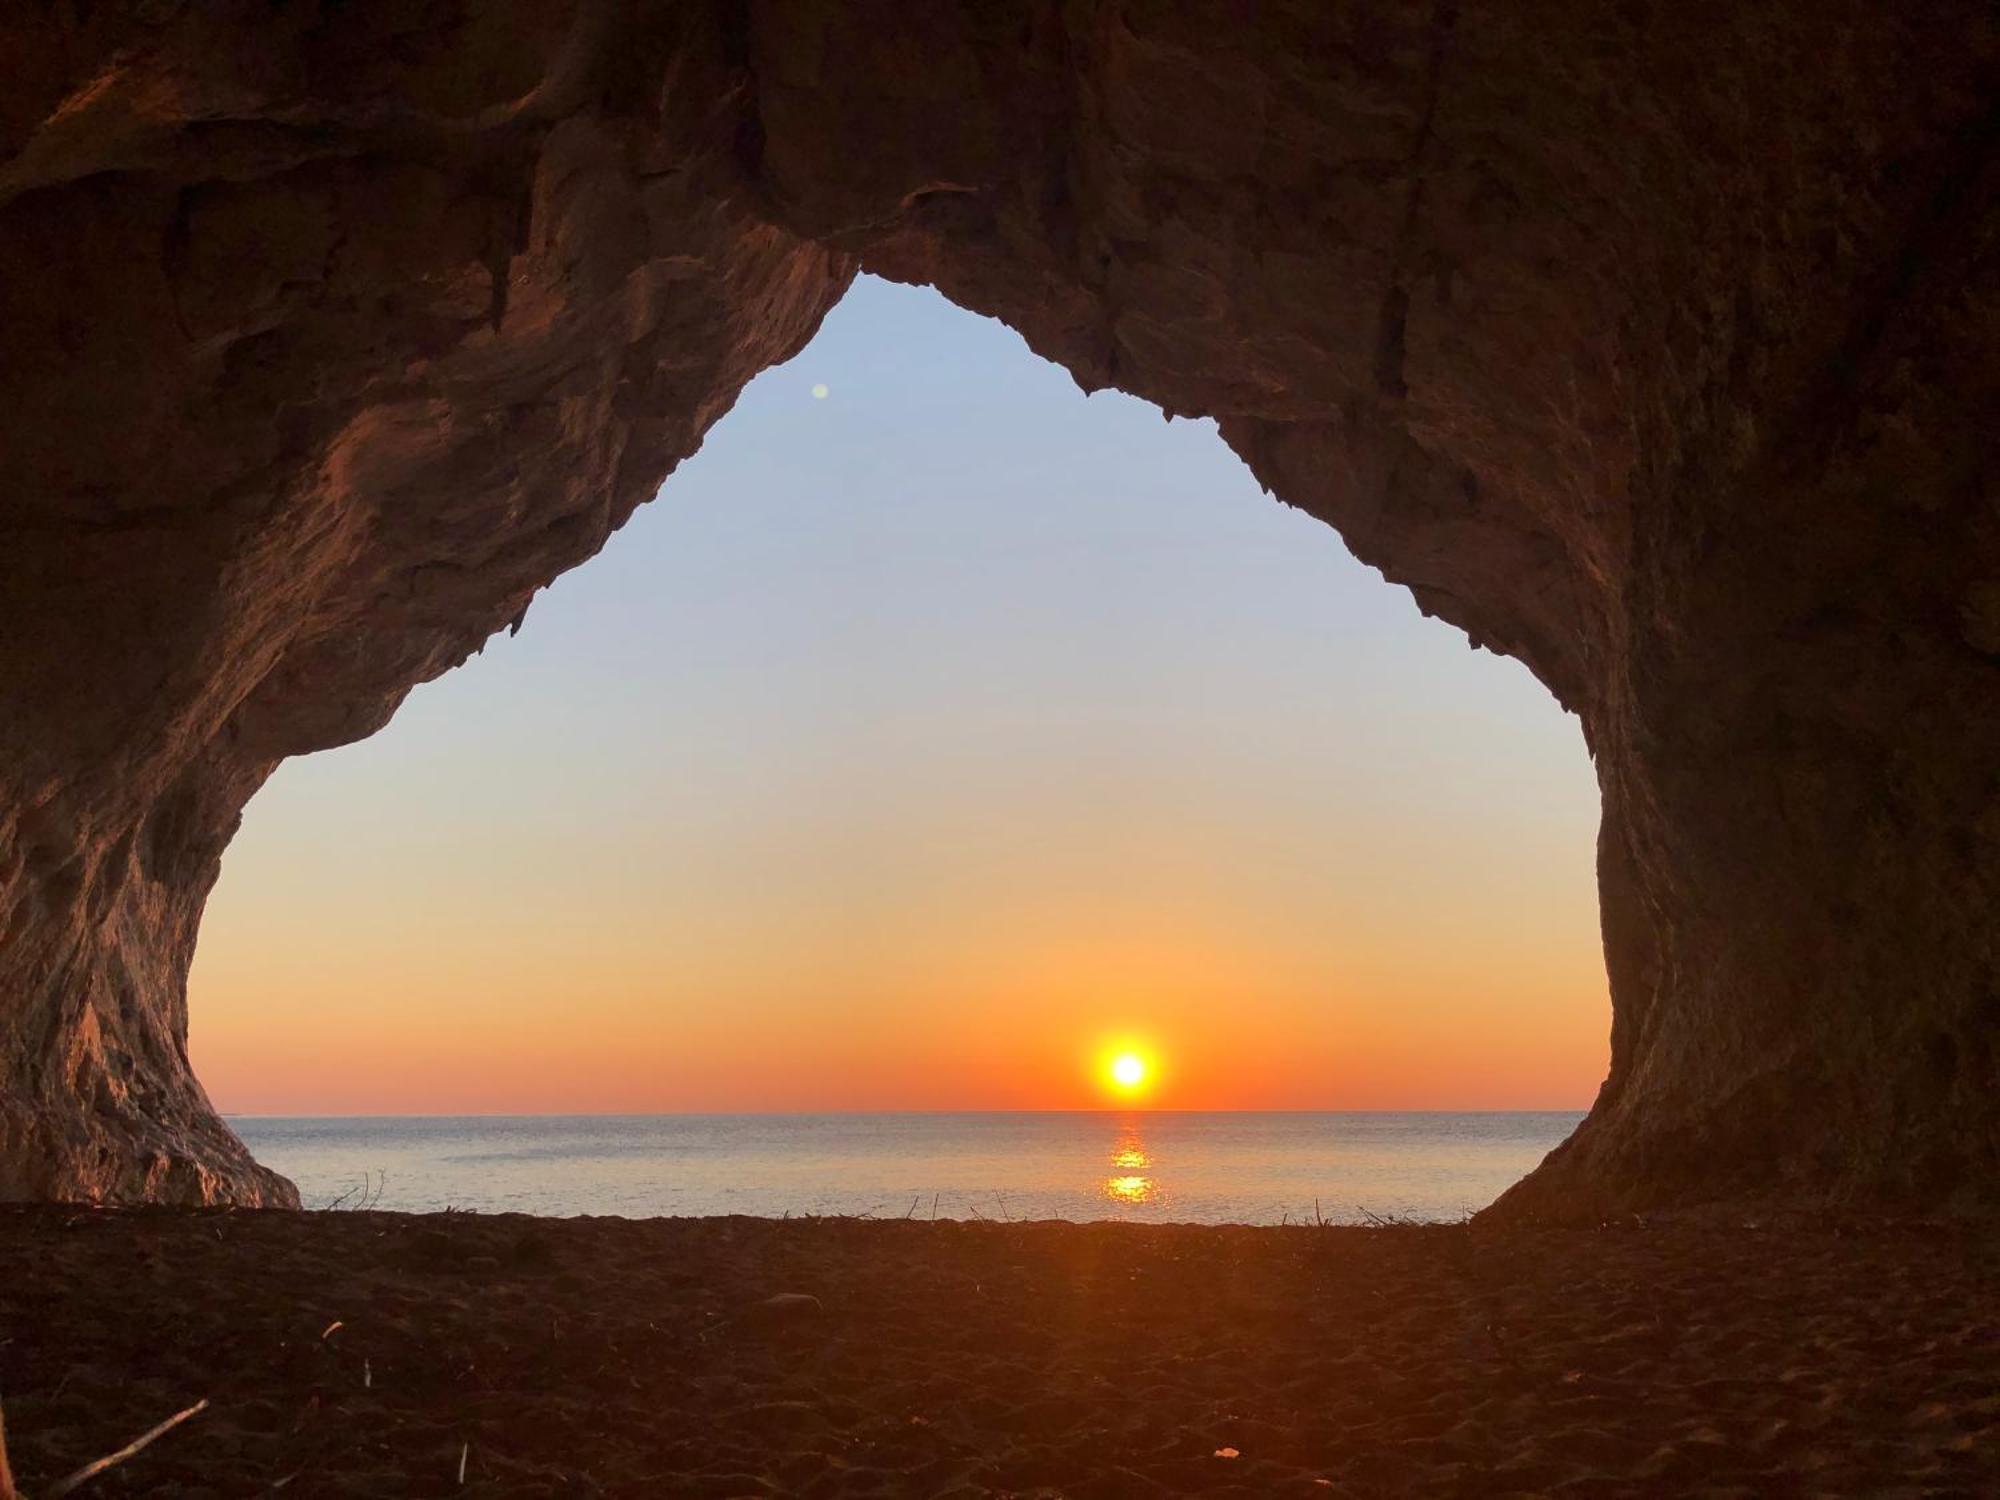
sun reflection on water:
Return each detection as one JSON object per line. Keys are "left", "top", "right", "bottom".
{"left": 1102, "top": 1120, "right": 1158, "bottom": 1207}
{"left": 1105, "top": 1173, "right": 1154, "bottom": 1203}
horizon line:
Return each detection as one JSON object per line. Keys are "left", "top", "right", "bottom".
{"left": 224, "top": 1105, "right": 1591, "bottom": 1119}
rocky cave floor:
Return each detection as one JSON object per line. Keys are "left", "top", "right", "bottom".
{"left": 0, "top": 1208, "right": 1993, "bottom": 1498}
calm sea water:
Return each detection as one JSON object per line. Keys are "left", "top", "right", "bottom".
{"left": 233, "top": 1112, "right": 1581, "bottom": 1224}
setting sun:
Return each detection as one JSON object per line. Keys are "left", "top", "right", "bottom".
{"left": 1108, "top": 1052, "right": 1150, "bottom": 1093}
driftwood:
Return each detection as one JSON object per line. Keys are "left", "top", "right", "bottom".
{"left": 0, "top": 1399, "right": 18, "bottom": 1500}
{"left": 45, "top": 1400, "right": 209, "bottom": 1499}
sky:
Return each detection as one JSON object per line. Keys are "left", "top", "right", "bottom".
{"left": 189, "top": 275, "right": 1608, "bottom": 1116}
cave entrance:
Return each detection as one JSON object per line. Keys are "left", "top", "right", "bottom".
{"left": 187, "top": 276, "right": 1605, "bottom": 1207}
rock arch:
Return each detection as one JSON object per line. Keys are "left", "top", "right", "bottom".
{"left": 0, "top": 2, "right": 1993, "bottom": 1212}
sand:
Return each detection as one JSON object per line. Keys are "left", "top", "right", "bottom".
{"left": 0, "top": 1207, "right": 1992, "bottom": 1497}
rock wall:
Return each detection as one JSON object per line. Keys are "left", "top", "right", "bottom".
{"left": 0, "top": 2, "right": 853, "bottom": 1204}
{"left": 0, "top": 2, "right": 1993, "bottom": 1212}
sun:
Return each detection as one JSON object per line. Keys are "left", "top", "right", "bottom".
{"left": 1093, "top": 1039, "right": 1160, "bottom": 1099}
{"left": 1107, "top": 1051, "right": 1150, "bottom": 1093}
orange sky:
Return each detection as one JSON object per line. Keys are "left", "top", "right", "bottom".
{"left": 193, "top": 851, "right": 1606, "bottom": 1112}
{"left": 188, "top": 278, "right": 1608, "bottom": 1116}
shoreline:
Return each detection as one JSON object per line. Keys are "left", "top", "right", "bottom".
{"left": 0, "top": 1207, "right": 1993, "bottom": 1496}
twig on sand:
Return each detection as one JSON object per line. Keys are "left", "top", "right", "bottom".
{"left": 47, "top": 1398, "right": 209, "bottom": 1498}
{"left": 321, "top": 1170, "right": 387, "bottom": 1213}
{"left": 1, "top": 1397, "right": 20, "bottom": 1500}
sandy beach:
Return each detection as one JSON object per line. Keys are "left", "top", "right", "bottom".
{"left": 0, "top": 1207, "right": 1992, "bottom": 1497}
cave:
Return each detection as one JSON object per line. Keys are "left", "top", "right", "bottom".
{"left": 0, "top": 3, "right": 1993, "bottom": 1215}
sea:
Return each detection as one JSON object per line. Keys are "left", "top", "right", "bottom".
{"left": 233, "top": 1111, "right": 1582, "bottom": 1225}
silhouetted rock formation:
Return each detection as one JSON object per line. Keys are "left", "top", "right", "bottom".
{"left": 1, "top": 3, "right": 1993, "bottom": 1212}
